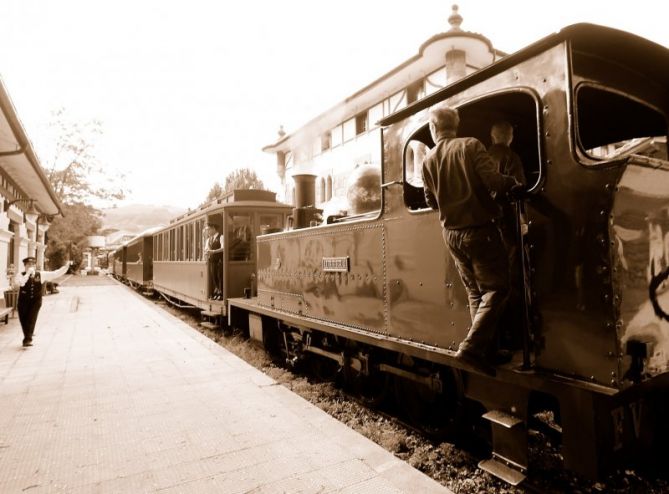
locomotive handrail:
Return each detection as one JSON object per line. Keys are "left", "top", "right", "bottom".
{"left": 381, "top": 180, "right": 404, "bottom": 188}
{"left": 327, "top": 209, "right": 381, "bottom": 224}
{"left": 579, "top": 153, "right": 669, "bottom": 171}
{"left": 627, "top": 154, "right": 669, "bottom": 170}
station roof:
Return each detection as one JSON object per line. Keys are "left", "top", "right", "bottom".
{"left": 0, "top": 76, "right": 63, "bottom": 217}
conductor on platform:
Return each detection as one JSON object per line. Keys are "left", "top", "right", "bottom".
{"left": 14, "top": 256, "right": 70, "bottom": 347}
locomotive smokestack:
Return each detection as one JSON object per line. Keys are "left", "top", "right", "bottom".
{"left": 293, "top": 174, "right": 317, "bottom": 208}
{"left": 291, "top": 174, "right": 322, "bottom": 229}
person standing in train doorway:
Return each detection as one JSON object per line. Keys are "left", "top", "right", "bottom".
{"left": 421, "top": 104, "right": 522, "bottom": 376}
{"left": 14, "top": 256, "right": 71, "bottom": 347}
{"left": 205, "top": 222, "right": 224, "bottom": 300}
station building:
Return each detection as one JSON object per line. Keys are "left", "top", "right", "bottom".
{"left": 0, "top": 77, "right": 63, "bottom": 291}
{"left": 263, "top": 5, "right": 504, "bottom": 211}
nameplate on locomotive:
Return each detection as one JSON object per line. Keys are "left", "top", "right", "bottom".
{"left": 322, "top": 257, "right": 350, "bottom": 272}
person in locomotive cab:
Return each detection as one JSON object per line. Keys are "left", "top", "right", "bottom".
{"left": 488, "top": 121, "right": 527, "bottom": 243}
{"left": 488, "top": 121, "right": 528, "bottom": 344}
{"left": 14, "top": 256, "right": 71, "bottom": 347}
{"left": 205, "top": 222, "right": 224, "bottom": 300}
{"left": 421, "top": 104, "right": 523, "bottom": 376}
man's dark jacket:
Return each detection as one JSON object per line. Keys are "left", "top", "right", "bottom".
{"left": 422, "top": 137, "right": 518, "bottom": 229}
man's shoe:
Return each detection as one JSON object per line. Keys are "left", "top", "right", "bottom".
{"left": 455, "top": 350, "right": 496, "bottom": 376}
{"left": 490, "top": 349, "right": 513, "bottom": 365}
{"left": 22, "top": 340, "right": 33, "bottom": 347}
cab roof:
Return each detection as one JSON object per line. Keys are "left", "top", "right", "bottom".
{"left": 379, "top": 23, "right": 669, "bottom": 127}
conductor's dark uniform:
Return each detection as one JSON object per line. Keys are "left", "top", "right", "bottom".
{"left": 17, "top": 270, "right": 43, "bottom": 346}
{"left": 15, "top": 257, "right": 70, "bottom": 347}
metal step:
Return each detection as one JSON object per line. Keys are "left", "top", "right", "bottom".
{"left": 479, "top": 458, "right": 526, "bottom": 486}
{"left": 201, "top": 310, "right": 221, "bottom": 317}
{"left": 482, "top": 409, "right": 523, "bottom": 428}
{"left": 200, "top": 321, "right": 219, "bottom": 330}
{"left": 480, "top": 409, "right": 528, "bottom": 485}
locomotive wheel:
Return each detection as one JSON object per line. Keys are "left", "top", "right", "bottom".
{"left": 309, "top": 355, "right": 340, "bottom": 382}
{"left": 351, "top": 369, "right": 389, "bottom": 408}
{"left": 393, "top": 354, "right": 463, "bottom": 438}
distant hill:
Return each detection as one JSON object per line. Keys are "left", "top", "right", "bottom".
{"left": 101, "top": 204, "right": 187, "bottom": 234}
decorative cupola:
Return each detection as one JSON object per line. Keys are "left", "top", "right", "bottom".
{"left": 419, "top": 4, "right": 500, "bottom": 84}
{"left": 448, "top": 4, "right": 463, "bottom": 31}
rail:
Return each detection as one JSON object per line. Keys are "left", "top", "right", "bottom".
{"left": 156, "top": 290, "right": 198, "bottom": 309}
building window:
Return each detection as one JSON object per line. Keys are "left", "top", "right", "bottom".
{"left": 326, "top": 175, "right": 333, "bottom": 201}
{"left": 343, "top": 118, "right": 356, "bottom": 142}
{"left": 406, "top": 79, "right": 425, "bottom": 104}
{"left": 331, "top": 125, "right": 343, "bottom": 148}
{"left": 6, "top": 221, "right": 16, "bottom": 270}
{"left": 384, "top": 90, "right": 407, "bottom": 116}
{"left": 321, "top": 131, "right": 331, "bottom": 152}
{"left": 426, "top": 68, "right": 447, "bottom": 95}
{"left": 355, "top": 111, "right": 368, "bottom": 135}
{"left": 312, "top": 137, "right": 321, "bottom": 157}
{"left": 319, "top": 177, "right": 326, "bottom": 203}
{"left": 368, "top": 103, "right": 383, "bottom": 129}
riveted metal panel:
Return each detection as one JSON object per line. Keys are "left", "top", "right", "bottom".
{"left": 257, "top": 223, "right": 387, "bottom": 334}
{"left": 613, "top": 158, "right": 669, "bottom": 380}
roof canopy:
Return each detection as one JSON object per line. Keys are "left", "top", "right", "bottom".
{"left": 0, "top": 76, "right": 63, "bottom": 217}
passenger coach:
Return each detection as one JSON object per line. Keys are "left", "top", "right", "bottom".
{"left": 152, "top": 189, "right": 292, "bottom": 316}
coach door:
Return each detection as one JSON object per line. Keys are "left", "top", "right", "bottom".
{"left": 225, "top": 211, "right": 253, "bottom": 299}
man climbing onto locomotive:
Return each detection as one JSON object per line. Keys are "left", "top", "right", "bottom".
{"left": 421, "top": 104, "right": 522, "bottom": 375}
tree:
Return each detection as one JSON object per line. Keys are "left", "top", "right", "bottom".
{"left": 41, "top": 108, "right": 127, "bottom": 269}
{"left": 45, "top": 203, "right": 102, "bottom": 269}
{"left": 202, "top": 169, "right": 265, "bottom": 206}
{"left": 223, "top": 168, "right": 265, "bottom": 193}
{"left": 44, "top": 108, "right": 126, "bottom": 204}
{"left": 204, "top": 182, "right": 224, "bottom": 203}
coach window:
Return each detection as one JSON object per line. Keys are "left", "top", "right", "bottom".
{"left": 259, "top": 214, "right": 283, "bottom": 232}
{"left": 575, "top": 85, "right": 667, "bottom": 161}
{"left": 228, "top": 213, "right": 252, "bottom": 262}
{"left": 195, "top": 220, "right": 203, "bottom": 261}
{"left": 403, "top": 91, "right": 542, "bottom": 211}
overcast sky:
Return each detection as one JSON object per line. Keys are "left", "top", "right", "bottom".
{"left": 1, "top": 0, "right": 668, "bottom": 209}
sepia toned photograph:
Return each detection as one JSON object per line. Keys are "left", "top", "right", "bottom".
{"left": 1, "top": 1, "right": 668, "bottom": 492}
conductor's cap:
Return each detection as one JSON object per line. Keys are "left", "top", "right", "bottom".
{"left": 22, "top": 256, "right": 36, "bottom": 264}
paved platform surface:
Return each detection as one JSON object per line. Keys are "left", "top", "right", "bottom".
{"left": 0, "top": 276, "right": 451, "bottom": 493}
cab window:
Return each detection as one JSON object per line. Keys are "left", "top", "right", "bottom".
{"left": 576, "top": 85, "right": 667, "bottom": 160}
{"left": 403, "top": 91, "right": 542, "bottom": 211}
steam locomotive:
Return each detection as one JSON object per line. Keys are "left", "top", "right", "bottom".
{"left": 115, "top": 24, "right": 669, "bottom": 485}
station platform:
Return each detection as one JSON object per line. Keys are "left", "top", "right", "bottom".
{"left": 0, "top": 276, "right": 451, "bottom": 493}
